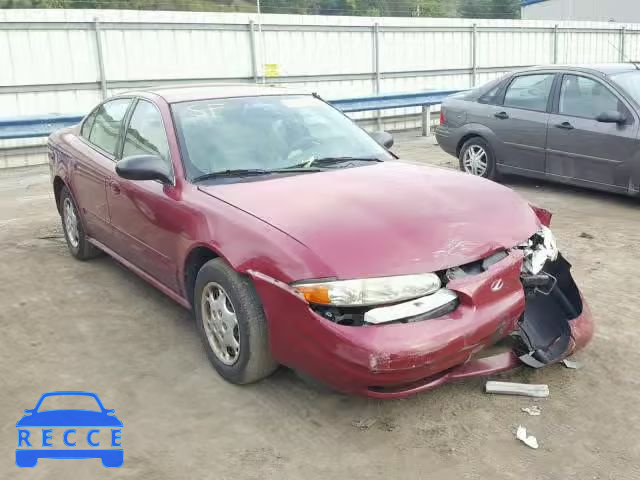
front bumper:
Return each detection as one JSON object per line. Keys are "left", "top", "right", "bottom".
{"left": 250, "top": 252, "right": 594, "bottom": 399}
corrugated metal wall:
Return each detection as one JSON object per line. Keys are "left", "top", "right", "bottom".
{"left": 2, "top": 9, "right": 640, "bottom": 167}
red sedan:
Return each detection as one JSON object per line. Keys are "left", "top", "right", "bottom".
{"left": 48, "top": 85, "right": 593, "bottom": 398}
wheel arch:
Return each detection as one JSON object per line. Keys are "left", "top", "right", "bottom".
{"left": 53, "top": 175, "right": 66, "bottom": 214}
{"left": 183, "top": 244, "right": 225, "bottom": 309}
{"left": 456, "top": 133, "right": 487, "bottom": 158}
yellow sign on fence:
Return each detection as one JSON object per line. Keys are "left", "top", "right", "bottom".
{"left": 264, "top": 64, "right": 280, "bottom": 77}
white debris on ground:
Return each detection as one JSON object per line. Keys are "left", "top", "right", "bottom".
{"left": 351, "top": 418, "right": 377, "bottom": 430}
{"left": 485, "top": 381, "right": 550, "bottom": 398}
{"left": 516, "top": 425, "right": 539, "bottom": 449}
{"left": 521, "top": 406, "right": 542, "bottom": 416}
{"left": 562, "top": 359, "right": 581, "bottom": 369}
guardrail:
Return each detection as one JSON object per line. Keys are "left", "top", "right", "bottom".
{"left": 0, "top": 90, "right": 463, "bottom": 143}
{"left": 330, "top": 90, "right": 463, "bottom": 136}
{"left": 0, "top": 114, "right": 83, "bottom": 140}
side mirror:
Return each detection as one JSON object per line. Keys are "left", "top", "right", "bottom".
{"left": 116, "top": 155, "right": 172, "bottom": 184}
{"left": 596, "top": 110, "right": 627, "bottom": 124}
{"left": 371, "top": 131, "right": 394, "bottom": 149}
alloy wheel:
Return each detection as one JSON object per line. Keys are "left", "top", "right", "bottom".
{"left": 63, "top": 197, "right": 80, "bottom": 248}
{"left": 462, "top": 145, "right": 488, "bottom": 176}
{"left": 201, "top": 282, "right": 240, "bottom": 365}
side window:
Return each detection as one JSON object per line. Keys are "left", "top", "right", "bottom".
{"left": 559, "top": 75, "right": 624, "bottom": 119}
{"left": 503, "top": 74, "right": 555, "bottom": 112}
{"left": 121, "top": 100, "right": 171, "bottom": 166}
{"left": 88, "top": 98, "right": 132, "bottom": 156}
{"left": 80, "top": 110, "right": 97, "bottom": 139}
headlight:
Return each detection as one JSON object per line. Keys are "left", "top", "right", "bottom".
{"left": 292, "top": 273, "right": 442, "bottom": 306}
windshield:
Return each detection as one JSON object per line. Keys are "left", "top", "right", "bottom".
{"left": 36, "top": 394, "right": 102, "bottom": 412}
{"left": 172, "top": 95, "right": 391, "bottom": 180}
{"left": 611, "top": 71, "right": 640, "bottom": 104}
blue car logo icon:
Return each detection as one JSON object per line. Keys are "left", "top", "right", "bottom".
{"left": 16, "top": 391, "right": 123, "bottom": 468}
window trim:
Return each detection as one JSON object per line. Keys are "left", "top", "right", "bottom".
{"left": 78, "top": 96, "right": 135, "bottom": 161}
{"left": 500, "top": 72, "right": 559, "bottom": 113}
{"left": 119, "top": 97, "right": 176, "bottom": 186}
{"left": 553, "top": 73, "right": 635, "bottom": 124}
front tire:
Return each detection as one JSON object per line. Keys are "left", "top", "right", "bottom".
{"left": 194, "top": 259, "right": 277, "bottom": 384}
{"left": 459, "top": 137, "right": 497, "bottom": 179}
{"left": 59, "top": 185, "right": 101, "bottom": 260}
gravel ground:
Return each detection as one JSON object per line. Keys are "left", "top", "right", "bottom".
{"left": 1, "top": 131, "right": 639, "bottom": 479}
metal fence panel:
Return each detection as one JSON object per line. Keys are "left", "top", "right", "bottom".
{"left": 3, "top": 9, "right": 640, "bottom": 167}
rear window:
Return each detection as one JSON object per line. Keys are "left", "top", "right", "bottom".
{"left": 504, "top": 74, "right": 555, "bottom": 112}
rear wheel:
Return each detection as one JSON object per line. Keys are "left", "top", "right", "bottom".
{"left": 459, "top": 137, "right": 497, "bottom": 180}
{"left": 194, "top": 259, "right": 277, "bottom": 384}
{"left": 59, "top": 186, "right": 101, "bottom": 260}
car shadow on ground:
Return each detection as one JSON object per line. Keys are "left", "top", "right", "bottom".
{"left": 499, "top": 174, "right": 639, "bottom": 208}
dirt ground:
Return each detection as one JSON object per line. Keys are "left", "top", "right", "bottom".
{"left": 1, "top": 131, "right": 639, "bottom": 479}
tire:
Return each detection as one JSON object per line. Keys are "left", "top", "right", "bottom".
{"left": 59, "top": 185, "right": 101, "bottom": 260}
{"left": 194, "top": 258, "right": 277, "bottom": 384}
{"left": 458, "top": 137, "right": 497, "bottom": 180}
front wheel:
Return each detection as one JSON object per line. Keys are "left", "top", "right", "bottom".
{"left": 194, "top": 259, "right": 278, "bottom": 384}
{"left": 459, "top": 137, "right": 497, "bottom": 180}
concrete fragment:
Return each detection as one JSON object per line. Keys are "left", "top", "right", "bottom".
{"left": 485, "top": 381, "right": 549, "bottom": 398}
{"left": 562, "top": 359, "right": 581, "bottom": 369}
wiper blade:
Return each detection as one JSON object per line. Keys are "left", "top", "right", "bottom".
{"left": 191, "top": 167, "right": 321, "bottom": 182}
{"left": 286, "top": 156, "right": 384, "bottom": 169}
{"left": 192, "top": 169, "right": 272, "bottom": 182}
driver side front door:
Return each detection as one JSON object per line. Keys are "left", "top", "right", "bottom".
{"left": 546, "top": 73, "right": 638, "bottom": 191}
{"left": 106, "top": 99, "right": 183, "bottom": 292}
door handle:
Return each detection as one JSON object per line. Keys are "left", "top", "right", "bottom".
{"left": 494, "top": 111, "right": 509, "bottom": 120}
{"left": 555, "top": 121, "right": 575, "bottom": 130}
{"left": 109, "top": 180, "right": 121, "bottom": 194}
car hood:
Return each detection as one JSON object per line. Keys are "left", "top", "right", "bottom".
{"left": 199, "top": 162, "right": 540, "bottom": 279}
{"left": 16, "top": 410, "right": 123, "bottom": 427}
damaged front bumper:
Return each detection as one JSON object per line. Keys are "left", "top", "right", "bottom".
{"left": 250, "top": 245, "right": 594, "bottom": 399}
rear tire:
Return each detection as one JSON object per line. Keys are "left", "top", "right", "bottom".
{"left": 59, "top": 185, "right": 101, "bottom": 260}
{"left": 458, "top": 137, "right": 497, "bottom": 180}
{"left": 194, "top": 258, "right": 278, "bottom": 385}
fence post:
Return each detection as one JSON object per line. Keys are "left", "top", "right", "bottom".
{"left": 471, "top": 23, "right": 478, "bottom": 87}
{"left": 248, "top": 20, "right": 259, "bottom": 83}
{"left": 93, "top": 18, "right": 107, "bottom": 100}
{"left": 373, "top": 22, "right": 382, "bottom": 130}
{"left": 421, "top": 105, "right": 431, "bottom": 137}
{"left": 553, "top": 24, "right": 559, "bottom": 64}
{"left": 620, "top": 27, "right": 626, "bottom": 62}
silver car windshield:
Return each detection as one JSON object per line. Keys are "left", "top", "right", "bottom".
{"left": 611, "top": 71, "right": 640, "bottom": 104}
{"left": 172, "top": 95, "right": 392, "bottom": 180}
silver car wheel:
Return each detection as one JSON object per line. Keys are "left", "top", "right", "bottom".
{"left": 63, "top": 197, "right": 80, "bottom": 248}
{"left": 463, "top": 145, "right": 488, "bottom": 176}
{"left": 201, "top": 282, "right": 240, "bottom": 366}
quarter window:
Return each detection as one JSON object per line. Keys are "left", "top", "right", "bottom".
{"left": 559, "top": 75, "right": 624, "bottom": 119}
{"left": 503, "top": 74, "right": 555, "bottom": 112}
{"left": 122, "top": 100, "right": 171, "bottom": 165}
{"left": 80, "top": 110, "right": 97, "bottom": 139}
{"left": 87, "top": 98, "right": 132, "bottom": 156}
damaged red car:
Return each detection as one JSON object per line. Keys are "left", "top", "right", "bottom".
{"left": 49, "top": 85, "right": 594, "bottom": 398}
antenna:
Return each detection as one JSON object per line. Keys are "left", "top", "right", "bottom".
{"left": 608, "top": 39, "right": 640, "bottom": 70}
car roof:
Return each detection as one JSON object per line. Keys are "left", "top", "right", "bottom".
{"left": 129, "top": 83, "right": 312, "bottom": 103}
{"left": 518, "top": 63, "right": 639, "bottom": 76}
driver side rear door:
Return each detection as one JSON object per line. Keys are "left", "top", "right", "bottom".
{"left": 485, "top": 72, "right": 556, "bottom": 174}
